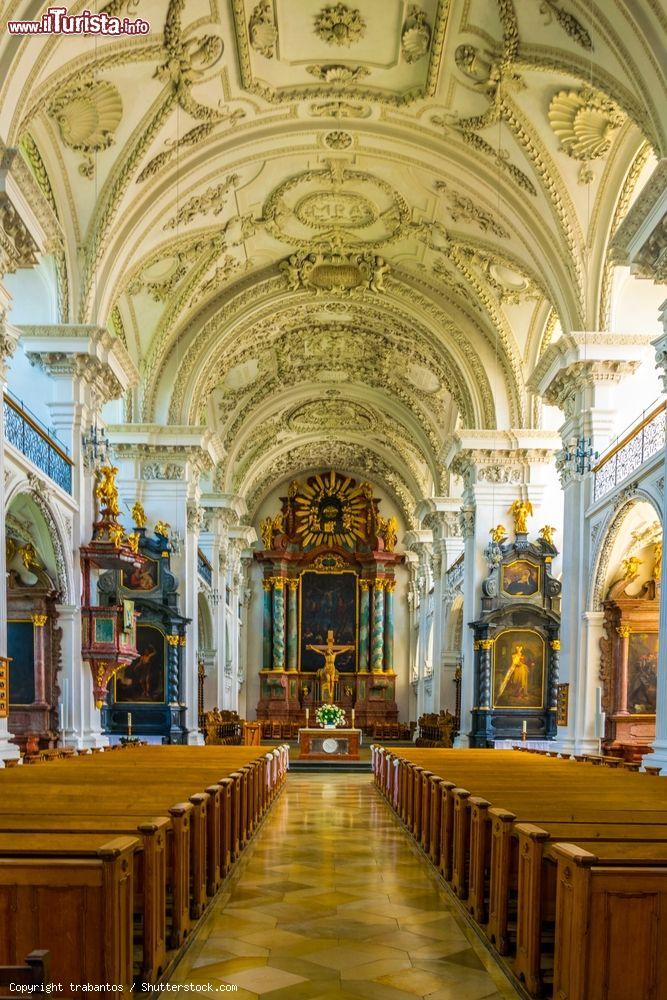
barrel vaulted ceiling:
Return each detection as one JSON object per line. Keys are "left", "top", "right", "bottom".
{"left": 0, "top": 0, "right": 664, "bottom": 518}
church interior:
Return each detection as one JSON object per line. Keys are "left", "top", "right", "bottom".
{"left": 0, "top": 0, "right": 666, "bottom": 996}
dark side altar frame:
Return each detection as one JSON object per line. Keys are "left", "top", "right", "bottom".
{"left": 298, "top": 566, "right": 359, "bottom": 673}
{"left": 492, "top": 628, "right": 546, "bottom": 711}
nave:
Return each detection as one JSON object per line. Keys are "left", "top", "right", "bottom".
{"left": 169, "top": 773, "right": 517, "bottom": 1000}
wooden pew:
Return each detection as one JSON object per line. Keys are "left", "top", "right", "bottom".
{"left": 0, "top": 950, "right": 50, "bottom": 998}
{"left": 0, "top": 835, "right": 136, "bottom": 990}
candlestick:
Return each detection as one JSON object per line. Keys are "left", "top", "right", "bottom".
{"left": 521, "top": 719, "right": 527, "bottom": 743}
{"left": 595, "top": 686, "right": 602, "bottom": 716}
{"left": 522, "top": 719, "right": 527, "bottom": 733}
{"left": 351, "top": 709, "right": 355, "bottom": 729}
{"left": 305, "top": 708, "right": 309, "bottom": 727}
{"left": 128, "top": 712, "right": 132, "bottom": 738}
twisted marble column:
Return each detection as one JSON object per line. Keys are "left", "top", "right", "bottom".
{"left": 262, "top": 579, "right": 272, "bottom": 670}
{"left": 287, "top": 579, "right": 298, "bottom": 672}
{"left": 359, "top": 580, "right": 370, "bottom": 671}
{"left": 272, "top": 577, "right": 285, "bottom": 670}
{"left": 384, "top": 580, "right": 395, "bottom": 672}
{"left": 371, "top": 579, "right": 385, "bottom": 672}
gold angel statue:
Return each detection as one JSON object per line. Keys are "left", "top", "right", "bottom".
{"left": 508, "top": 499, "right": 533, "bottom": 534}
{"left": 382, "top": 516, "right": 399, "bottom": 552}
{"left": 260, "top": 511, "right": 284, "bottom": 550}
{"left": 131, "top": 501, "right": 147, "bottom": 529}
{"left": 539, "top": 525, "right": 557, "bottom": 547}
{"left": 489, "top": 524, "right": 507, "bottom": 545}
{"left": 95, "top": 465, "right": 120, "bottom": 518}
{"left": 154, "top": 520, "right": 171, "bottom": 538}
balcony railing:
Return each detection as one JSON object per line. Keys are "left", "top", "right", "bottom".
{"left": 593, "top": 399, "right": 666, "bottom": 503}
{"left": 3, "top": 392, "right": 73, "bottom": 494}
{"left": 197, "top": 548, "right": 212, "bottom": 586}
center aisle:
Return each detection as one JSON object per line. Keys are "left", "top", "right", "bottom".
{"left": 169, "top": 773, "right": 519, "bottom": 1000}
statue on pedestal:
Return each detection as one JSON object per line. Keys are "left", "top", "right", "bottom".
{"left": 306, "top": 629, "right": 355, "bottom": 704}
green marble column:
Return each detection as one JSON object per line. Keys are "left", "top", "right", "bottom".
{"left": 272, "top": 577, "right": 285, "bottom": 670}
{"left": 262, "top": 579, "right": 272, "bottom": 670}
{"left": 359, "top": 580, "right": 370, "bottom": 671}
{"left": 371, "top": 579, "right": 385, "bottom": 672}
{"left": 384, "top": 579, "right": 395, "bottom": 673}
{"left": 287, "top": 579, "right": 298, "bottom": 672}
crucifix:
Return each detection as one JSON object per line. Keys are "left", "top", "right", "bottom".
{"left": 306, "top": 629, "right": 355, "bottom": 705}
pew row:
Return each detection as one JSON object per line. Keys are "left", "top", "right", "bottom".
{"left": 0, "top": 744, "right": 289, "bottom": 989}
{"left": 371, "top": 745, "right": 667, "bottom": 1000}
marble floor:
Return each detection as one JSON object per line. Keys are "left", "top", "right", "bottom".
{"left": 168, "top": 774, "right": 520, "bottom": 1000}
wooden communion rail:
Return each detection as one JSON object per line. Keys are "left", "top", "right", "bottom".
{"left": 372, "top": 745, "right": 667, "bottom": 1000}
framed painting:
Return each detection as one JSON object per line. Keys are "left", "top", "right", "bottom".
{"left": 627, "top": 632, "right": 658, "bottom": 714}
{"left": 114, "top": 624, "right": 166, "bottom": 703}
{"left": 7, "top": 620, "right": 35, "bottom": 705}
{"left": 501, "top": 560, "right": 540, "bottom": 598}
{"left": 94, "top": 616, "right": 115, "bottom": 644}
{"left": 122, "top": 558, "right": 159, "bottom": 593}
{"left": 299, "top": 571, "right": 357, "bottom": 672}
{"left": 493, "top": 629, "right": 545, "bottom": 709}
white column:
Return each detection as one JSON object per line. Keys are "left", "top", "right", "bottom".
{"left": 0, "top": 302, "right": 21, "bottom": 764}
{"left": 528, "top": 333, "right": 649, "bottom": 752}
{"left": 184, "top": 503, "right": 205, "bottom": 743}
{"left": 649, "top": 313, "right": 667, "bottom": 771}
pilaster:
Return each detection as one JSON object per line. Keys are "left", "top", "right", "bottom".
{"left": 649, "top": 306, "right": 667, "bottom": 772}
{"left": 528, "top": 333, "right": 650, "bottom": 752}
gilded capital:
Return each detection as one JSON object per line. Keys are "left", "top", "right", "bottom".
{"left": 616, "top": 625, "right": 632, "bottom": 639}
{"left": 31, "top": 613, "right": 48, "bottom": 627}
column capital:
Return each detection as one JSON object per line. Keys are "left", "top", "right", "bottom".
{"left": 443, "top": 429, "right": 559, "bottom": 496}
{"left": 0, "top": 309, "right": 19, "bottom": 381}
{"left": 415, "top": 497, "right": 463, "bottom": 539}
{"left": 19, "top": 325, "right": 138, "bottom": 407}
{"left": 653, "top": 308, "right": 667, "bottom": 392}
{"left": 610, "top": 158, "right": 667, "bottom": 283}
{"left": 107, "top": 423, "right": 223, "bottom": 482}
{"left": 527, "top": 332, "right": 651, "bottom": 413}
{"left": 0, "top": 147, "right": 62, "bottom": 274}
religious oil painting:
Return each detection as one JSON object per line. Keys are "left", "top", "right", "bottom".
{"left": 501, "top": 560, "right": 540, "bottom": 598}
{"left": 493, "top": 629, "right": 545, "bottom": 709}
{"left": 300, "top": 571, "right": 357, "bottom": 673}
{"left": 122, "top": 557, "right": 159, "bottom": 592}
{"left": 627, "top": 632, "right": 658, "bottom": 714}
{"left": 115, "top": 624, "right": 165, "bottom": 703}
{"left": 7, "top": 620, "right": 35, "bottom": 705}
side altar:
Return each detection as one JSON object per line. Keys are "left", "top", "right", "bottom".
{"left": 255, "top": 471, "right": 403, "bottom": 731}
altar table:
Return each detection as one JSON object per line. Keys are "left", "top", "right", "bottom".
{"left": 298, "top": 727, "right": 361, "bottom": 761}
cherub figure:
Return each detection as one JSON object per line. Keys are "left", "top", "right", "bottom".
{"left": 539, "top": 525, "right": 557, "bottom": 547}
{"left": 489, "top": 524, "right": 507, "bottom": 545}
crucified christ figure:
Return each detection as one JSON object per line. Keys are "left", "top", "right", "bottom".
{"left": 306, "top": 629, "right": 355, "bottom": 704}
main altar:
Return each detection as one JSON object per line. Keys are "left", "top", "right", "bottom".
{"left": 255, "top": 471, "right": 403, "bottom": 730}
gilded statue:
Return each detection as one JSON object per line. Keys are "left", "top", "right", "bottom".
{"left": 539, "top": 524, "right": 557, "bottom": 547}
{"left": 306, "top": 629, "right": 355, "bottom": 704}
{"left": 95, "top": 465, "right": 120, "bottom": 518}
{"left": 108, "top": 522, "right": 124, "bottom": 547}
{"left": 508, "top": 499, "right": 533, "bottom": 534}
{"left": 654, "top": 541, "right": 662, "bottom": 582}
{"left": 620, "top": 555, "right": 641, "bottom": 581}
{"left": 19, "top": 542, "right": 40, "bottom": 571}
{"left": 131, "top": 501, "right": 147, "bottom": 529}
{"left": 260, "top": 511, "right": 284, "bottom": 550}
{"left": 380, "top": 515, "right": 398, "bottom": 552}
{"left": 154, "top": 520, "right": 171, "bottom": 538}
{"left": 489, "top": 524, "right": 507, "bottom": 545}
{"left": 127, "top": 532, "right": 140, "bottom": 555}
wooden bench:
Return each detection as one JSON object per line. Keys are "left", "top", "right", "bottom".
{"left": 0, "top": 950, "right": 50, "bottom": 998}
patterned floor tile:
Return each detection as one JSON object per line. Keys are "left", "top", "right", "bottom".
{"left": 166, "top": 774, "right": 519, "bottom": 999}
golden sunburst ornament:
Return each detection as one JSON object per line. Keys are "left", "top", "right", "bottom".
{"left": 294, "top": 471, "right": 371, "bottom": 549}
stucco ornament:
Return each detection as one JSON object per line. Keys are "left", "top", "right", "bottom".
{"left": 314, "top": 4, "right": 366, "bottom": 47}
{"left": 549, "top": 87, "right": 624, "bottom": 160}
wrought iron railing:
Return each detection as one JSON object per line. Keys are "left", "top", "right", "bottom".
{"left": 3, "top": 392, "right": 73, "bottom": 494}
{"left": 593, "top": 399, "right": 666, "bottom": 502}
{"left": 197, "top": 548, "right": 212, "bottom": 586}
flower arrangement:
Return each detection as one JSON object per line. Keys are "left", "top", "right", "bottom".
{"left": 315, "top": 704, "right": 346, "bottom": 728}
